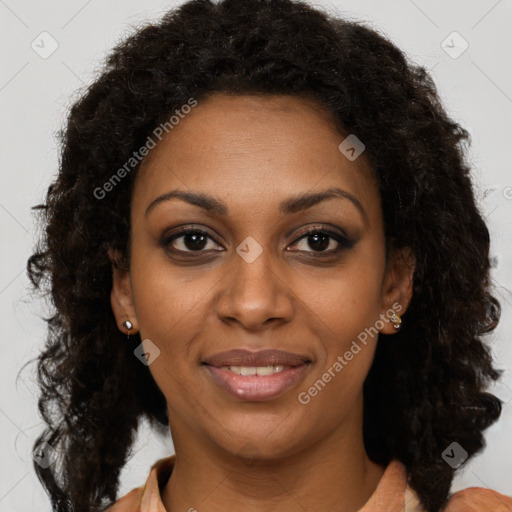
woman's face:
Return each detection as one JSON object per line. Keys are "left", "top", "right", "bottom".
{"left": 111, "top": 93, "right": 413, "bottom": 460}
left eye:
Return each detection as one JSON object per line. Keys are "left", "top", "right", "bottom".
{"left": 289, "top": 229, "right": 344, "bottom": 253}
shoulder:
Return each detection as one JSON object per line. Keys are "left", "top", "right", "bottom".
{"left": 442, "top": 487, "right": 512, "bottom": 512}
{"left": 104, "top": 486, "right": 144, "bottom": 511}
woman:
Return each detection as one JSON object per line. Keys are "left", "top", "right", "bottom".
{"left": 27, "top": 0, "right": 512, "bottom": 511}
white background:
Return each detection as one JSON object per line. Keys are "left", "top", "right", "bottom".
{"left": 1, "top": 0, "right": 511, "bottom": 510}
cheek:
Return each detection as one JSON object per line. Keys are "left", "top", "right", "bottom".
{"left": 129, "top": 258, "right": 215, "bottom": 362}
{"left": 297, "top": 277, "right": 381, "bottom": 417}
{"left": 129, "top": 265, "right": 213, "bottom": 405}
{"left": 304, "top": 255, "right": 384, "bottom": 345}
{"left": 130, "top": 242, "right": 214, "bottom": 323}
{"left": 298, "top": 249, "right": 384, "bottom": 396}
{"left": 306, "top": 286, "right": 379, "bottom": 395}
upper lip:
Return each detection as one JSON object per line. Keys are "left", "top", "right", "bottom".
{"left": 203, "top": 349, "right": 311, "bottom": 367}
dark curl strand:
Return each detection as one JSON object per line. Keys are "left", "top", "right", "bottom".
{"left": 26, "top": 1, "right": 503, "bottom": 511}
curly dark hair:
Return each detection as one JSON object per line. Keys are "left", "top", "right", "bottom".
{"left": 26, "top": 0, "right": 504, "bottom": 511}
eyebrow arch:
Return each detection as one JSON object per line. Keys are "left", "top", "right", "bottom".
{"left": 145, "top": 186, "right": 367, "bottom": 223}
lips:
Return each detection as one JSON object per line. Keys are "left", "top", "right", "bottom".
{"left": 203, "top": 348, "right": 310, "bottom": 368}
{"left": 202, "top": 349, "right": 311, "bottom": 401}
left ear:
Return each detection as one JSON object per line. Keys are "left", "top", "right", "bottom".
{"left": 378, "top": 246, "right": 415, "bottom": 335}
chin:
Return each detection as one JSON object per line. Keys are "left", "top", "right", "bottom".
{"left": 210, "top": 414, "right": 309, "bottom": 460}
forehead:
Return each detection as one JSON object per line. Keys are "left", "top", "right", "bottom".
{"left": 132, "top": 93, "right": 379, "bottom": 222}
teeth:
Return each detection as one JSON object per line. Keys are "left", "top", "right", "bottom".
{"left": 254, "top": 366, "right": 275, "bottom": 376}
{"left": 220, "top": 365, "right": 286, "bottom": 375}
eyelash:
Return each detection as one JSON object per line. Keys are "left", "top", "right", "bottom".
{"left": 160, "top": 225, "right": 355, "bottom": 258}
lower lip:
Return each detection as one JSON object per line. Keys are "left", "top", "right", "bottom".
{"left": 204, "top": 364, "right": 310, "bottom": 401}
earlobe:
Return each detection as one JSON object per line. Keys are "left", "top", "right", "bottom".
{"left": 109, "top": 250, "right": 139, "bottom": 335}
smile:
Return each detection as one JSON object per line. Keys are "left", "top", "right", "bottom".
{"left": 221, "top": 365, "right": 287, "bottom": 375}
{"left": 202, "top": 348, "right": 312, "bottom": 401}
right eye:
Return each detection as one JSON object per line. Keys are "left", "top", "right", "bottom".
{"left": 160, "top": 227, "right": 224, "bottom": 255}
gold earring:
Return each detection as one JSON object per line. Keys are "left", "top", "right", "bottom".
{"left": 390, "top": 313, "right": 402, "bottom": 330}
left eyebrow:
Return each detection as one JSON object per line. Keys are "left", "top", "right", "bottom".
{"left": 144, "top": 186, "right": 367, "bottom": 224}
{"left": 278, "top": 187, "right": 367, "bottom": 223}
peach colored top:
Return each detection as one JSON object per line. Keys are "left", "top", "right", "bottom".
{"left": 106, "top": 455, "right": 512, "bottom": 512}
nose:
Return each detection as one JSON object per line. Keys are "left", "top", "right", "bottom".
{"left": 215, "top": 245, "right": 294, "bottom": 331}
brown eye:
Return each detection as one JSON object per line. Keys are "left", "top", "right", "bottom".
{"left": 161, "top": 228, "right": 222, "bottom": 253}
{"left": 288, "top": 226, "right": 356, "bottom": 255}
{"left": 298, "top": 232, "right": 333, "bottom": 252}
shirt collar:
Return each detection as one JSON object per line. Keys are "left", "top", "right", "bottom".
{"left": 138, "top": 455, "right": 424, "bottom": 512}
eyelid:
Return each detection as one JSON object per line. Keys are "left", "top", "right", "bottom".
{"left": 292, "top": 223, "right": 350, "bottom": 242}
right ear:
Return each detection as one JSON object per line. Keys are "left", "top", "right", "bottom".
{"left": 109, "top": 249, "right": 139, "bottom": 335}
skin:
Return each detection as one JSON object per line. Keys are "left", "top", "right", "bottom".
{"left": 110, "top": 93, "right": 415, "bottom": 512}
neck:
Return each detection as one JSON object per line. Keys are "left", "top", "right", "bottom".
{"left": 161, "top": 401, "right": 385, "bottom": 512}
